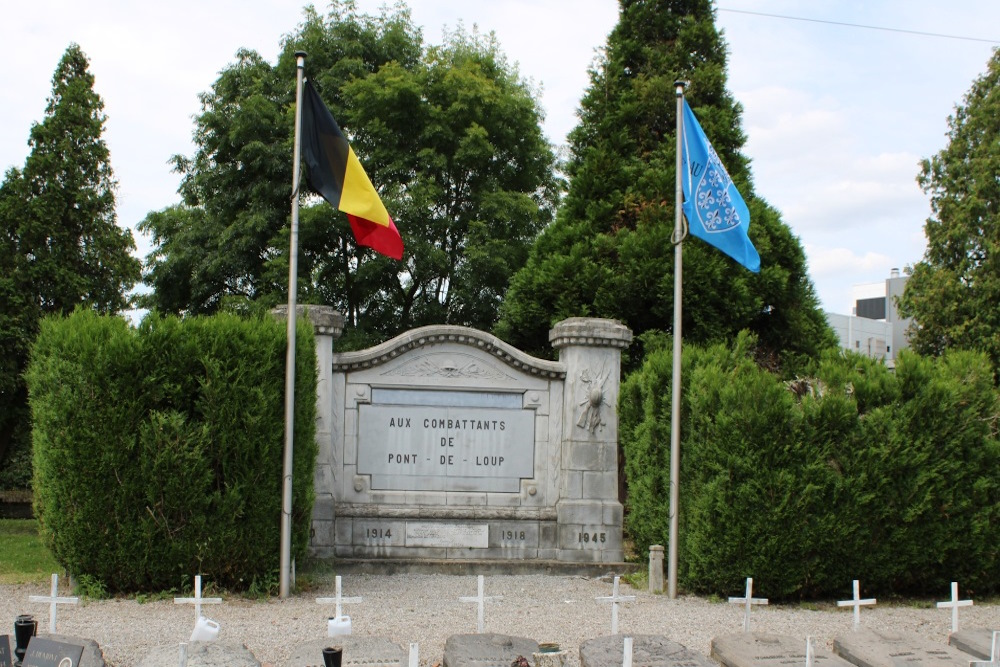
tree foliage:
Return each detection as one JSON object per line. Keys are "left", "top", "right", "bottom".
{"left": 621, "top": 335, "right": 1000, "bottom": 598}
{"left": 140, "top": 2, "right": 558, "bottom": 347}
{"left": 495, "top": 0, "right": 834, "bottom": 371}
{"left": 28, "top": 310, "right": 316, "bottom": 593}
{"left": 899, "top": 50, "right": 1000, "bottom": 375}
{"left": 0, "top": 44, "right": 140, "bottom": 487}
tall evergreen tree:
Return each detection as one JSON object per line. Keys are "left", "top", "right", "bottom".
{"left": 495, "top": 0, "right": 834, "bottom": 370}
{"left": 0, "top": 43, "right": 140, "bottom": 487}
{"left": 899, "top": 50, "right": 1000, "bottom": 375}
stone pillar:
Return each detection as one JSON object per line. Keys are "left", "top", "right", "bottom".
{"left": 272, "top": 304, "right": 344, "bottom": 553}
{"left": 649, "top": 545, "right": 665, "bottom": 593}
{"left": 549, "top": 317, "right": 632, "bottom": 563}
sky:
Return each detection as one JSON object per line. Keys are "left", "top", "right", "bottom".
{"left": 2, "top": 1, "right": 999, "bottom": 316}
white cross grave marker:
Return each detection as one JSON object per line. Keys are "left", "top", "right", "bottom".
{"left": 728, "top": 577, "right": 768, "bottom": 633}
{"left": 623, "top": 637, "right": 634, "bottom": 667}
{"left": 174, "top": 575, "right": 222, "bottom": 623}
{"left": 935, "top": 581, "right": 973, "bottom": 633}
{"left": 460, "top": 575, "right": 502, "bottom": 633}
{"left": 970, "top": 631, "right": 1000, "bottom": 667}
{"left": 28, "top": 573, "right": 79, "bottom": 633}
{"left": 317, "top": 575, "right": 363, "bottom": 619}
{"left": 408, "top": 643, "right": 419, "bottom": 667}
{"left": 837, "top": 580, "right": 875, "bottom": 630}
{"left": 596, "top": 576, "right": 637, "bottom": 635}
{"left": 805, "top": 636, "right": 815, "bottom": 667}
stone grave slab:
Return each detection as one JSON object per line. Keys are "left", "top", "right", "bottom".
{"left": 581, "top": 634, "right": 717, "bottom": 667}
{"left": 443, "top": 633, "right": 539, "bottom": 667}
{"left": 10, "top": 635, "right": 104, "bottom": 667}
{"left": 949, "top": 628, "right": 999, "bottom": 661}
{"left": 833, "top": 628, "right": 969, "bottom": 667}
{"left": 713, "top": 634, "right": 853, "bottom": 667}
{"left": 21, "top": 636, "right": 87, "bottom": 667}
{"left": 37, "top": 634, "right": 106, "bottom": 667}
{"left": 286, "top": 636, "right": 406, "bottom": 667}
{"left": 137, "top": 641, "right": 260, "bottom": 667}
{"left": 22, "top": 638, "right": 82, "bottom": 667}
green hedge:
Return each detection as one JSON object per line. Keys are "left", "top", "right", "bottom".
{"left": 621, "top": 332, "right": 1000, "bottom": 599}
{"left": 27, "top": 310, "right": 316, "bottom": 593}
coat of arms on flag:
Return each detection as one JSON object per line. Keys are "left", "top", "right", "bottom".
{"left": 692, "top": 142, "right": 743, "bottom": 233}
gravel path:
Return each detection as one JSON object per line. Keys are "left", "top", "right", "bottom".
{"left": 3, "top": 574, "right": 998, "bottom": 667}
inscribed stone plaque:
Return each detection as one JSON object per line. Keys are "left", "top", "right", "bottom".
{"left": 443, "top": 633, "right": 539, "bottom": 667}
{"left": 712, "top": 634, "right": 854, "bottom": 667}
{"left": 285, "top": 637, "right": 405, "bottom": 667}
{"left": 0, "top": 636, "right": 11, "bottom": 667}
{"left": 582, "top": 634, "right": 717, "bottom": 667}
{"left": 22, "top": 637, "right": 85, "bottom": 667}
{"left": 357, "top": 403, "right": 535, "bottom": 492}
{"left": 833, "top": 628, "right": 970, "bottom": 667}
{"left": 948, "top": 628, "right": 998, "bottom": 661}
{"left": 405, "top": 522, "right": 489, "bottom": 548}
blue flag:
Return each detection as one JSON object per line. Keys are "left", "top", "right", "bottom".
{"left": 680, "top": 99, "right": 760, "bottom": 272}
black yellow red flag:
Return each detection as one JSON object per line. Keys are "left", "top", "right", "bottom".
{"left": 300, "top": 80, "right": 403, "bottom": 260}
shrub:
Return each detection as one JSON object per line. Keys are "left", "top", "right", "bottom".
{"left": 28, "top": 310, "right": 316, "bottom": 593}
{"left": 621, "top": 334, "right": 1000, "bottom": 599}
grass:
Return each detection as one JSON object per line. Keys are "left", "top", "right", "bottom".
{"left": 0, "top": 519, "right": 61, "bottom": 584}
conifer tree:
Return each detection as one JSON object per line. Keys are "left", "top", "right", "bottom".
{"left": 496, "top": 0, "right": 835, "bottom": 370}
{"left": 899, "top": 50, "right": 1000, "bottom": 376}
{"left": 0, "top": 44, "right": 140, "bottom": 486}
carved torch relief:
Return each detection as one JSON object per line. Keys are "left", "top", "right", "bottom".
{"left": 576, "top": 363, "right": 611, "bottom": 433}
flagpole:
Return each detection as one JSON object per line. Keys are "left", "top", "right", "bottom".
{"left": 280, "top": 50, "right": 307, "bottom": 599}
{"left": 668, "top": 80, "right": 686, "bottom": 600}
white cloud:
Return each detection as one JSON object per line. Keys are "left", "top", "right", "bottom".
{"left": 807, "top": 246, "right": 895, "bottom": 277}
{"left": 804, "top": 246, "right": 899, "bottom": 313}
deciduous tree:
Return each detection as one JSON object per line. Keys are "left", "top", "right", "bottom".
{"left": 140, "top": 3, "right": 558, "bottom": 347}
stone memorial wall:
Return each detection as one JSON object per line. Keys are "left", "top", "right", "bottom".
{"left": 298, "top": 307, "right": 632, "bottom": 564}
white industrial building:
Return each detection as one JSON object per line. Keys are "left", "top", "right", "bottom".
{"left": 825, "top": 269, "right": 913, "bottom": 367}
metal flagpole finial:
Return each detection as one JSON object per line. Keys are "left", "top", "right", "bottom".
{"left": 295, "top": 50, "right": 307, "bottom": 63}
{"left": 674, "top": 80, "right": 688, "bottom": 95}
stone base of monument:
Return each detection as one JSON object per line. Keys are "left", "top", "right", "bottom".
{"left": 321, "top": 557, "right": 638, "bottom": 577}
{"left": 582, "top": 634, "right": 717, "bottom": 667}
{"left": 137, "top": 641, "right": 260, "bottom": 667}
{"left": 443, "top": 633, "right": 539, "bottom": 667}
{"left": 948, "top": 628, "right": 999, "bottom": 661}
{"left": 833, "top": 627, "right": 970, "bottom": 667}
{"left": 286, "top": 636, "right": 405, "bottom": 667}
{"left": 712, "top": 633, "right": 853, "bottom": 667}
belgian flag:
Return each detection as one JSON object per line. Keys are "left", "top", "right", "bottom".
{"left": 300, "top": 80, "right": 403, "bottom": 260}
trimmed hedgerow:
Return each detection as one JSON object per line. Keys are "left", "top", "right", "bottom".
{"left": 621, "top": 332, "right": 1000, "bottom": 599}
{"left": 27, "top": 310, "right": 316, "bottom": 593}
